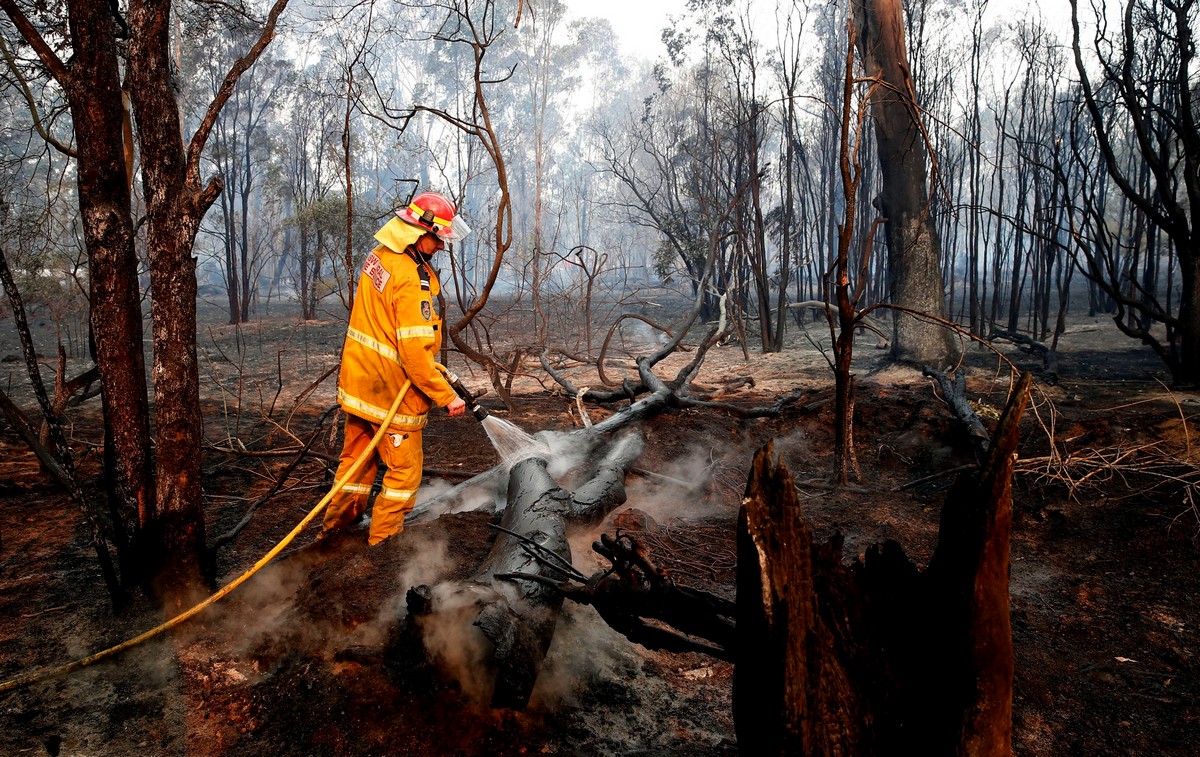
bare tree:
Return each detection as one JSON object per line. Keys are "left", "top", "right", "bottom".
{"left": 361, "top": 0, "right": 521, "bottom": 402}
{"left": 826, "top": 15, "right": 886, "bottom": 486}
{"left": 1067, "top": 0, "right": 1200, "bottom": 384}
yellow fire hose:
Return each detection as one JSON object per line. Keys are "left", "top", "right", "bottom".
{"left": 0, "top": 379, "right": 413, "bottom": 695}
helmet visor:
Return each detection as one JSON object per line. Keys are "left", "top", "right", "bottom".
{"left": 437, "top": 214, "right": 471, "bottom": 242}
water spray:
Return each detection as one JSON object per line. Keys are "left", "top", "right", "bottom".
{"left": 437, "top": 364, "right": 552, "bottom": 465}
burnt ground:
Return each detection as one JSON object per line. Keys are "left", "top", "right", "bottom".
{"left": 0, "top": 299, "right": 1197, "bottom": 755}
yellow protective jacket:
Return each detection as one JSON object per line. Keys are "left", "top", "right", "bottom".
{"left": 336, "top": 218, "right": 458, "bottom": 431}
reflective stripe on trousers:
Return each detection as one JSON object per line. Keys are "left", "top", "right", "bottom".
{"left": 324, "top": 413, "right": 424, "bottom": 545}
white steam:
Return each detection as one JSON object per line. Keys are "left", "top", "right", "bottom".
{"left": 407, "top": 476, "right": 501, "bottom": 524}
{"left": 353, "top": 531, "right": 456, "bottom": 648}
{"left": 621, "top": 443, "right": 737, "bottom": 523}
{"left": 418, "top": 582, "right": 498, "bottom": 705}
{"left": 528, "top": 603, "right": 641, "bottom": 711}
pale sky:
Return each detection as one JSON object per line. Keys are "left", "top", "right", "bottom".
{"left": 567, "top": 0, "right": 685, "bottom": 58}
{"left": 570, "top": 0, "right": 1077, "bottom": 61}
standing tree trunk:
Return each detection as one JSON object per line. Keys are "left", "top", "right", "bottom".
{"left": 4, "top": 0, "right": 290, "bottom": 598}
{"left": 1, "top": 0, "right": 156, "bottom": 593}
{"left": 127, "top": 0, "right": 214, "bottom": 591}
{"left": 853, "top": 0, "right": 959, "bottom": 367}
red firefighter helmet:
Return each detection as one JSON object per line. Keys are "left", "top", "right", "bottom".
{"left": 397, "top": 191, "right": 471, "bottom": 242}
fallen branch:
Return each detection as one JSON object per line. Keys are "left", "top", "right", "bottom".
{"left": 555, "top": 531, "right": 736, "bottom": 660}
{"left": 990, "top": 329, "right": 1059, "bottom": 385}
{"left": 207, "top": 404, "right": 339, "bottom": 553}
{"left": 923, "top": 366, "right": 990, "bottom": 466}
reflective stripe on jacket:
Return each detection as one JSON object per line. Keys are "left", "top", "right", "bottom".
{"left": 336, "top": 218, "right": 458, "bottom": 431}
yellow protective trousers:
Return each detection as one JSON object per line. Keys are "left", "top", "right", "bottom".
{"left": 324, "top": 413, "right": 423, "bottom": 545}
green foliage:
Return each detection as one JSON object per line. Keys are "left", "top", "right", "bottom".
{"left": 287, "top": 195, "right": 386, "bottom": 269}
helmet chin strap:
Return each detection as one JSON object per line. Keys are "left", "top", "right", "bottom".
{"left": 406, "top": 245, "right": 436, "bottom": 265}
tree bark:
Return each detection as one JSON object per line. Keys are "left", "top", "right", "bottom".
{"left": 127, "top": 0, "right": 211, "bottom": 593}
{"left": 1, "top": 0, "right": 156, "bottom": 592}
{"left": 735, "top": 445, "right": 867, "bottom": 756}
{"left": 853, "top": 0, "right": 959, "bottom": 367}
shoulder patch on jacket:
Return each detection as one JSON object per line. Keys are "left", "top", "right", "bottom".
{"left": 362, "top": 252, "right": 391, "bottom": 293}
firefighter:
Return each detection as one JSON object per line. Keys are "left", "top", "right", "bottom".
{"left": 321, "top": 191, "right": 471, "bottom": 545}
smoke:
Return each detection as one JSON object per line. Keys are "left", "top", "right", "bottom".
{"left": 406, "top": 476, "right": 501, "bottom": 524}
{"left": 621, "top": 318, "right": 670, "bottom": 350}
{"left": 332, "top": 530, "right": 458, "bottom": 652}
{"left": 542, "top": 430, "right": 595, "bottom": 479}
{"left": 527, "top": 603, "right": 641, "bottom": 711}
{"left": 395, "top": 530, "right": 454, "bottom": 591}
{"left": 417, "top": 582, "right": 499, "bottom": 705}
{"left": 220, "top": 556, "right": 319, "bottom": 656}
{"left": 770, "top": 427, "right": 817, "bottom": 472}
{"left": 620, "top": 443, "right": 738, "bottom": 524}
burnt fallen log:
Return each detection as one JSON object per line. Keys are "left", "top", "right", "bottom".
{"left": 923, "top": 366, "right": 991, "bottom": 466}
{"left": 399, "top": 430, "right": 644, "bottom": 710}
{"left": 553, "top": 531, "right": 736, "bottom": 660}
{"left": 391, "top": 322, "right": 805, "bottom": 711}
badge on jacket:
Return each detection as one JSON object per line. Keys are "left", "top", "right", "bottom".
{"left": 362, "top": 252, "right": 390, "bottom": 293}
{"left": 421, "top": 300, "right": 432, "bottom": 320}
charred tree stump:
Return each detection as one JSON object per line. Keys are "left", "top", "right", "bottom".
{"left": 735, "top": 373, "right": 1031, "bottom": 756}
{"left": 735, "top": 446, "right": 867, "bottom": 755}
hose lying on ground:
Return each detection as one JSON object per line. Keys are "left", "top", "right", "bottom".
{"left": 0, "top": 380, "right": 412, "bottom": 695}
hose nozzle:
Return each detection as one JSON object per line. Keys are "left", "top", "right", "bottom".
{"left": 441, "top": 366, "right": 489, "bottom": 422}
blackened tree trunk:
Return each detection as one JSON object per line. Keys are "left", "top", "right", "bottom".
{"left": 735, "top": 374, "right": 1029, "bottom": 755}
{"left": 4, "top": 0, "right": 290, "bottom": 597}
{"left": 735, "top": 447, "right": 866, "bottom": 755}
{"left": 853, "top": 0, "right": 959, "bottom": 367}
{"left": 127, "top": 0, "right": 212, "bottom": 590}
{"left": 1, "top": 0, "right": 155, "bottom": 591}
{"left": 127, "top": 0, "right": 290, "bottom": 591}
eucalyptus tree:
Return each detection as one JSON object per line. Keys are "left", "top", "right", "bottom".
{"left": 595, "top": 65, "right": 728, "bottom": 324}
{"left": 1067, "top": 0, "right": 1199, "bottom": 383}
{"left": 807, "top": 1, "right": 852, "bottom": 305}
{"left": 520, "top": 14, "right": 638, "bottom": 357}
{"left": 853, "top": 0, "right": 960, "bottom": 367}
{"left": 0, "top": 0, "right": 292, "bottom": 594}
{"left": 281, "top": 62, "right": 341, "bottom": 320}
{"left": 327, "top": 0, "right": 379, "bottom": 310}
{"left": 699, "top": 4, "right": 778, "bottom": 351}
{"left": 503, "top": 0, "right": 571, "bottom": 344}
{"left": 765, "top": 1, "right": 811, "bottom": 351}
